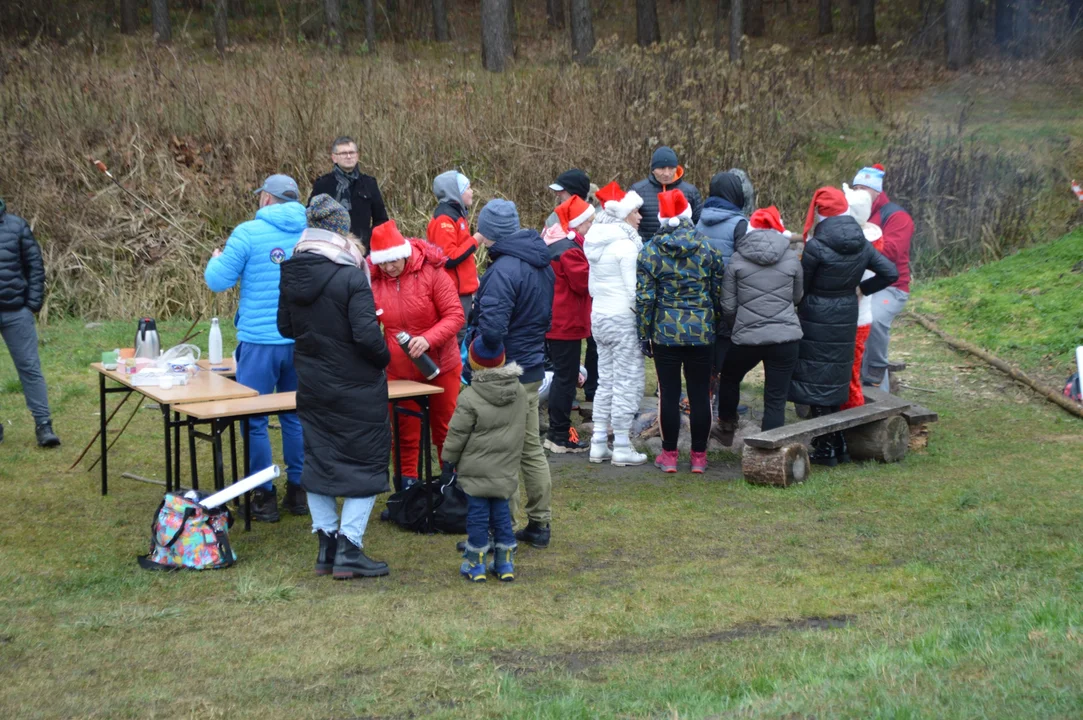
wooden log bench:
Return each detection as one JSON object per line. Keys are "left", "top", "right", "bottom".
{"left": 742, "top": 392, "right": 915, "bottom": 487}
{"left": 864, "top": 387, "right": 939, "bottom": 451}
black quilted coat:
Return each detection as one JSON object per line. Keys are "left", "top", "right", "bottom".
{"left": 0, "top": 200, "right": 46, "bottom": 312}
{"left": 788, "top": 216, "right": 898, "bottom": 406}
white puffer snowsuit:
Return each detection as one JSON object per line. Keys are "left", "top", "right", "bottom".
{"left": 584, "top": 208, "right": 644, "bottom": 439}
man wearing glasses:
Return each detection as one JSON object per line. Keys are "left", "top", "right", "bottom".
{"left": 309, "top": 136, "right": 389, "bottom": 250}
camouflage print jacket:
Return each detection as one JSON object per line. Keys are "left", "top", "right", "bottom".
{"left": 635, "top": 219, "right": 724, "bottom": 347}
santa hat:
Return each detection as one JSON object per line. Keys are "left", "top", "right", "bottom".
{"left": 468, "top": 337, "right": 505, "bottom": 371}
{"left": 368, "top": 220, "right": 413, "bottom": 265}
{"left": 555, "top": 195, "right": 595, "bottom": 239}
{"left": 657, "top": 188, "right": 692, "bottom": 228}
{"left": 596, "top": 181, "right": 644, "bottom": 221}
{"left": 852, "top": 164, "right": 885, "bottom": 193}
{"left": 802, "top": 187, "right": 849, "bottom": 241}
{"left": 749, "top": 206, "right": 794, "bottom": 239}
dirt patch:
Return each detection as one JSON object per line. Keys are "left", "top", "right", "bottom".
{"left": 492, "top": 615, "right": 854, "bottom": 676}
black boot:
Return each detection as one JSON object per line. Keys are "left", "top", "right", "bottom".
{"left": 315, "top": 530, "right": 337, "bottom": 576}
{"left": 251, "top": 487, "right": 280, "bottom": 523}
{"left": 809, "top": 436, "right": 838, "bottom": 467}
{"left": 833, "top": 432, "right": 851, "bottom": 464}
{"left": 36, "top": 421, "right": 60, "bottom": 448}
{"left": 332, "top": 534, "right": 389, "bottom": 579}
{"left": 514, "top": 521, "right": 551, "bottom": 549}
{"left": 284, "top": 483, "right": 308, "bottom": 516}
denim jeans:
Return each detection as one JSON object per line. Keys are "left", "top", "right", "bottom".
{"left": 307, "top": 493, "right": 376, "bottom": 548}
{"left": 466, "top": 494, "right": 516, "bottom": 550}
{"left": 236, "top": 342, "right": 304, "bottom": 490}
{"left": 862, "top": 287, "right": 909, "bottom": 387}
{"left": 0, "top": 307, "right": 51, "bottom": 424}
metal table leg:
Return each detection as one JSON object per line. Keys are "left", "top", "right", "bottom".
{"left": 392, "top": 400, "right": 403, "bottom": 492}
{"left": 187, "top": 417, "right": 200, "bottom": 491}
{"left": 243, "top": 418, "right": 252, "bottom": 531}
{"left": 173, "top": 410, "right": 182, "bottom": 490}
{"left": 162, "top": 405, "right": 173, "bottom": 493}
{"left": 420, "top": 396, "right": 434, "bottom": 534}
{"left": 212, "top": 418, "right": 226, "bottom": 491}
{"left": 99, "top": 374, "right": 108, "bottom": 495}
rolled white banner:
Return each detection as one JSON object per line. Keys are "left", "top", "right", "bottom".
{"left": 1077, "top": 346, "right": 1083, "bottom": 382}
{"left": 199, "top": 465, "right": 280, "bottom": 509}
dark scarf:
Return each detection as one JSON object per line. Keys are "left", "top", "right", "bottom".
{"left": 332, "top": 164, "right": 361, "bottom": 212}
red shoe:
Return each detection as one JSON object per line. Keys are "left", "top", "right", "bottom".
{"left": 690, "top": 451, "right": 708, "bottom": 474}
{"left": 653, "top": 449, "right": 678, "bottom": 473}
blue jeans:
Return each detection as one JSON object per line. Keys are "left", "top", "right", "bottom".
{"left": 307, "top": 493, "right": 376, "bottom": 548}
{"left": 236, "top": 342, "right": 303, "bottom": 490}
{"left": 466, "top": 494, "right": 516, "bottom": 550}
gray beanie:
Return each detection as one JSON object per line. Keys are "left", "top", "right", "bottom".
{"left": 477, "top": 199, "right": 520, "bottom": 243}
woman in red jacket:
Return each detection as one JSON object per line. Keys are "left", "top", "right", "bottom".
{"left": 369, "top": 221, "right": 465, "bottom": 485}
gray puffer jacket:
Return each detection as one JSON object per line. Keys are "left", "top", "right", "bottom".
{"left": 721, "top": 228, "right": 804, "bottom": 346}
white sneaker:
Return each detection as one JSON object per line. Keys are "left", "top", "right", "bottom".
{"left": 589, "top": 440, "right": 612, "bottom": 464}
{"left": 611, "top": 445, "right": 647, "bottom": 467}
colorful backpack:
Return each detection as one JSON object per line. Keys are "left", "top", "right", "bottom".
{"left": 1065, "top": 373, "right": 1082, "bottom": 404}
{"left": 138, "top": 493, "right": 236, "bottom": 571}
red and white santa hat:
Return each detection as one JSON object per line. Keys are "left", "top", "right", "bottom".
{"left": 657, "top": 188, "right": 692, "bottom": 228}
{"left": 368, "top": 220, "right": 413, "bottom": 265}
{"left": 802, "top": 187, "right": 849, "bottom": 242}
{"left": 556, "top": 195, "right": 595, "bottom": 239}
{"left": 749, "top": 206, "right": 794, "bottom": 240}
{"left": 595, "top": 181, "right": 644, "bottom": 221}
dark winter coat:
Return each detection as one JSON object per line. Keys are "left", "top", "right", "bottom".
{"left": 722, "top": 229, "right": 804, "bottom": 347}
{"left": 788, "top": 216, "right": 899, "bottom": 406}
{"left": 277, "top": 253, "right": 392, "bottom": 498}
{"left": 474, "top": 229, "right": 556, "bottom": 384}
{"left": 0, "top": 200, "right": 46, "bottom": 312}
{"left": 636, "top": 219, "right": 724, "bottom": 347}
{"left": 441, "top": 362, "right": 528, "bottom": 500}
{"left": 310, "top": 169, "right": 388, "bottom": 247}
{"left": 630, "top": 167, "right": 704, "bottom": 242}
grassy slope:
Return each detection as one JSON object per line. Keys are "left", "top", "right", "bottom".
{"left": 911, "top": 229, "right": 1083, "bottom": 382}
{"left": 1, "top": 314, "right": 1082, "bottom": 718}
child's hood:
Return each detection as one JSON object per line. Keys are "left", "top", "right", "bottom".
{"left": 469, "top": 362, "right": 524, "bottom": 407}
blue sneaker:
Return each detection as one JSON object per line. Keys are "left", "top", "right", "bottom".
{"left": 460, "top": 546, "right": 488, "bottom": 583}
{"left": 488, "top": 543, "right": 516, "bottom": 582}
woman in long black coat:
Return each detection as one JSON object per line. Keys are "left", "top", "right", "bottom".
{"left": 278, "top": 196, "right": 392, "bottom": 579}
{"left": 789, "top": 188, "right": 898, "bottom": 466}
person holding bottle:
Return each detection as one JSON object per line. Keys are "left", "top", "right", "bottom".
{"left": 368, "top": 221, "right": 464, "bottom": 486}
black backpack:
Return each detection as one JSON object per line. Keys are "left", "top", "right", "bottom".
{"left": 383, "top": 474, "right": 468, "bottom": 534}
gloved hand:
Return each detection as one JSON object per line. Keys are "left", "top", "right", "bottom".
{"left": 439, "top": 461, "right": 456, "bottom": 483}
{"left": 639, "top": 340, "right": 653, "bottom": 358}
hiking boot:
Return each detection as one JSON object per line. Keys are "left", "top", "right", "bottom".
{"left": 654, "top": 449, "right": 679, "bottom": 473}
{"left": 315, "top": 529, "right": 337, "bottom": 576}
{"left": 284, "top": 483, "right": 308, "bottom": 516}
{"left": 488, "top": 543, "right": 516, "bottom": 582}
{"left": 544, "top": 428, "right": 588, "bottom": 454}
{"left": 36, "top": 421, "right": 60, "bottom": 448}
{"left": 833, "top": 432, "right": 851, "bottom": 464}
{"left": 251, "top": 487, "right": 280, "bottom": 522}
{"left": 460, "top": 546, "right": 488, "bottom": 583}
{"left": 712, "top": 419, "right": 737, "bottom": 447}
{"left": 515, "top": 521, "right": 551, "bottom": 549}
{"left": 333, "top": 534, "right": 389, "bottom": 579}
{"left": 690, "top": 451, "right": 708, "bottom": 474}
{"left": 611, "top": 444, "right": 647, "bottom": 467}
{"left": 589, "top": 439, "right": 612, "bottom": 463}
{"left": 809, "top": 437, "right": 838, "bottom": 467}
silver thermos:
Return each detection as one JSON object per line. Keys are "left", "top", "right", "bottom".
{"left": 135, "top": 317, "right": 161, "bottom": 360}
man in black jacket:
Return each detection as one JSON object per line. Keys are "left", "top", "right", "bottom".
{"left": 0, "top": 198, "right": 60, "bottom": 447}
{"left": 308, "top": 136, "right": 389, "bottom": 249}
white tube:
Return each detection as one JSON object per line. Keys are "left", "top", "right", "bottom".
{"left": 199, "top": 465, "right": 280, "bottom": 509}
{"left": 1077, "top": 346, "right": 1083, "bottom": 383}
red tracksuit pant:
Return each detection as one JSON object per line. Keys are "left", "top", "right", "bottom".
{"left": 389, "top": 369, "right": 461, "bottom": 480}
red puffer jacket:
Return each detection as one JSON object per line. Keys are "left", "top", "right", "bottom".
{"left": 370, "top": 239, "right": 465, "bottom": 381}
{"left": 545, "top": 230, "right": 592, "bottom": 341}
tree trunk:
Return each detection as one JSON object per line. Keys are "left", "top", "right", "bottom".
{"left": 120, "top": 0, "right": 139, "bottom": 34}
{"left": 855, "top": 0, "right": 875, "bottom": 45}
{"left": 729, "top": 0, "right": 743, "bottom": 61}
{"left": 214, "top": 0, "right": 229, "bottom": 55}
{"left": 324, "top": 0, "right": 343, "bottom": 50}
{"left": 432, "top": 0, "right": 449, "bottom": 41}
{"left": 547, "top": 0, "right": 566, "bottom": 29}
{"left": 1071, "top": 0, "right": 1083, "bottom": 27}
{"left": 946, "top": 0, "right": 970, "bottom": 69}
{"left": 366, "top": 0, "right": 377, "bottom": 52}
{"left": 687, "top": 0, "right": 700, "bottom": 44}
{"left": 745, "top": 0, "right": 765, "bottom": 36}
{"left": 507, "top": 0, "right": 517, "bottom": 58}
{"left": 994, "top": 0, "right": 1013, "bottom": 45}
{"left": 150, "top": 0, "right": 171, "bottom": 44}
{"left": 637, "top": 0, "right": 660, "bottom": 45}
{"left": 818, "top": 0, "right": 833, "bottom": 34}
{"left": 481, "top": 0, "right": 510, "bottom": 72}
{"left": 1013, "top": 0, "right": 1030, "bottom": 53}
{"left": 715, "top": 0, "right": 729, "bottom": 48}
{"left": 569, "top": 0, "right": 595, "bottom": 63}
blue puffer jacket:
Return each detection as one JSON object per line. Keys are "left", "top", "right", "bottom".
{"left": 205, "top": 202, "right": 307, "bottom": 345}
{"left": 474, "top": 229, "right": 555, "bottom": 384}
{"left": 696, "top": 199, "right": 747, "bottom": 268}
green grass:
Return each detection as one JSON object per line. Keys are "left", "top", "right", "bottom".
{"left": 911, "top": 229, "right": 1083, "bottom": 382}
{"left": 1, "top": 305, "right": 1082, "bottom": 718}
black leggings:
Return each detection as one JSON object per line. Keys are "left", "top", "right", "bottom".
{"left": 653, "top": 344, "right": 713, "bottom": 453}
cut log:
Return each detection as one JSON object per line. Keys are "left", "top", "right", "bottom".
{"left": 844, "top": 415, "right": 909, "bottom": 463}
{"left": 909, "top": 424, "right": 929, "bottom": 451}
{"left": 742, "top": 443, "right": 810, "bottom": 487}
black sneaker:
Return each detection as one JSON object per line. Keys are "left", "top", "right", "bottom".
{"left": 514, "top": 521, "right": 551, "bottom": 549}
{"left": 251, "top": 487, "right": 280, "bottom": 523}
{"left": 543, "top": 427, "right": 589, "bottom": 454}
{"left": 284, "top": 483, "right": 308, "bottom": 516}
{"left": 36, "top": 421, "right": 60, "bottom": 448}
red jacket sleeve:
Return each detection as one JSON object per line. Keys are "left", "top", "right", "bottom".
{"left": 428, "top": 216, "right": 477, "bottom": 265}
{"left": 880, "top": 212, "right": 913, "bottom": 269}
{"left": 561, "top": 246, "right": 591, "bottom": 298}
{"left": 420, "top": 266, "right": 466, "bottom": 350}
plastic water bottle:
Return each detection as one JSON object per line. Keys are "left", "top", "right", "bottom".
{"left": 395, "top": 331, "right": 440, "bottom": 380}
{"left": 208, "top": 318, "right": 223, "bottom": 364}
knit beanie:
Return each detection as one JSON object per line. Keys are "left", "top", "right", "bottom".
{"left": 651, "top": 146, "right": 679, "bottom": 170}
{"left": 555, "top": 196, "right": 595, "bottom": 238}
{"left": 802, "top": 187, "right": 849, "bottom": 241}
{"left": 306, "top": 194, "right": 351, "bottom": 236}
{"left": 595, "top": 181, "right": 644, "bottom": 220}
{"left": 477, "top": 199, "right": 520, "bottom": 243}
{"left": 852, "top": 164, "right": 885, "bottom": 193}
{"left": 749, "top": 206, "right": 794, "bottom": 239}
{"left": 469, "top": 337, "right": 505, "bottom": 371}
{"left": 368, "top": 220, "right": 413, "bottom": 265}
{"left": 657, "top": 188, "right": 692, "bottom": 228}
